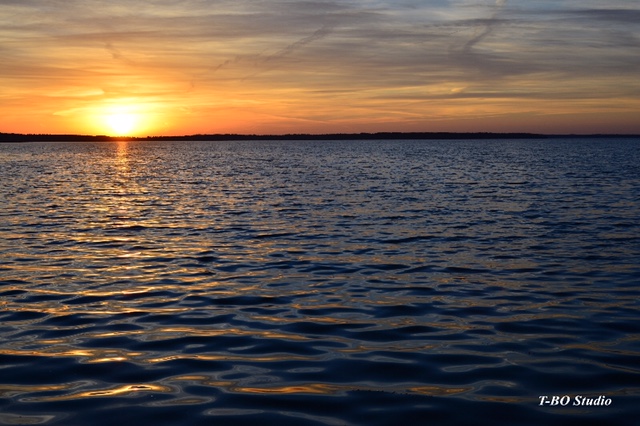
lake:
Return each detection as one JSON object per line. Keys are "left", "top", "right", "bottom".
{"left": 1, "top": 138, "right": 639, "bottom": 425}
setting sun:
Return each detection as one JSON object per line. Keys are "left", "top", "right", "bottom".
{"left": 106, "top": 113, "right": 137, "bottom": 136}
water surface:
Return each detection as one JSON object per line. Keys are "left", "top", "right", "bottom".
{"left": 1, "top": 138, "right": 639, "bottom": 425}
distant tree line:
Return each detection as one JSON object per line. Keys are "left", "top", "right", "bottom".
{"left": 0, "top": 133, "right": 118, "bottom": 142}
{"left": 1, "top": 131, "right": 637, "bottom": 143}
{"left": 145, "top": 132, "right": 548, "bottom": 141}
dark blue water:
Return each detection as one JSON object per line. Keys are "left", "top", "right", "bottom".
{"left": 1, "top": 138, "right": 639, "bottom": 425}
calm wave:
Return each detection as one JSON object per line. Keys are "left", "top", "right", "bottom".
{"left": 1, "top": 138, "right": 639, "bottom": 425}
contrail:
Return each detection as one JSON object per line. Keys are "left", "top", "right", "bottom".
{"left": 266, "top": 25, "right": 332, "bottom": 61}
{"left": 104, "top": 42, "right": 135, "bottom": 66}
{"left": 463, "top": 0, "right": 508, "bottom": 53}
{"left": 212, "top": 26, "right": 332, "bottom": 75}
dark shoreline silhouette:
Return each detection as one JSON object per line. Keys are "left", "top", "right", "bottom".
{"left": 1, "top": 131, "right": 638, "bottom": 143}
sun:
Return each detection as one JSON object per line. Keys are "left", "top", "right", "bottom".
{"left": 90, "top": 103, "right": 157, "bottom": 136}
{"left": 106, "top": 113, "right": 137, "bottom": 135}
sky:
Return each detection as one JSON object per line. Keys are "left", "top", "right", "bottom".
{"left": 1, "top": 0, "right": 639, "bottom": 136}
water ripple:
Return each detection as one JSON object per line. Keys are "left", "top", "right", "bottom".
{"left": 1, "top": 139, "right": 639, "bottom": 425}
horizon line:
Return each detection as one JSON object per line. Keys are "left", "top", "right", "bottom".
{"left": 2, "top": 131, "right": 639, "bottom": 143}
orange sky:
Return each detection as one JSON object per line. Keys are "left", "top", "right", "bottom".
{"left": 1, "top": 1, "right": 639, "bottom": 136}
